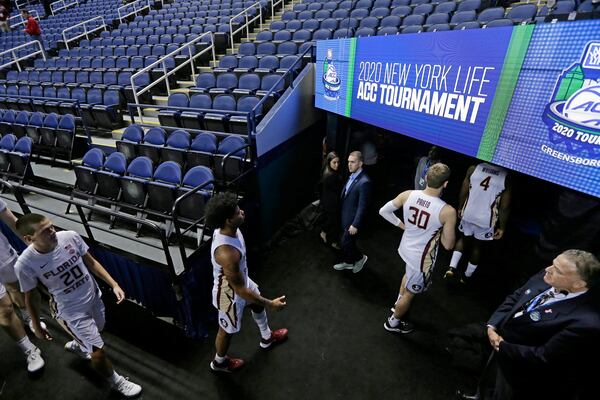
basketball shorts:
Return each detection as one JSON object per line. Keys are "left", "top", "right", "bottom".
{"left": 55, "top": 296, "right": 106, "bottom": 353}
{"left": 404, "top": 262, "right": 432, "bottom": 294}
{"left": 216, "top": 278, "right": 259, "bottom": 334}
{"left": 0, "top": 257, "right": 18, "bottom": 285}
{"left": 0, "top": 282, "right": 6, "bottom": 299}
{"left": 459, "top": 220, "right": 494, "bottom": 241}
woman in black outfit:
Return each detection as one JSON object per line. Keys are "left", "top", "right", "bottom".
{"left": 319, "top": 151, "right": 342, "bottom": 249}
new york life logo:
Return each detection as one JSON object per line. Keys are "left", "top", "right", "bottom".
{"left": 543, "top": 41, "right": 600, "bottom": 159}
{"left": 322, "top": 48, "right": 341, "bottom": 101}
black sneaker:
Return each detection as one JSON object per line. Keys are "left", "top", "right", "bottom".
{"left": 384, "top": 320, "right": 414, "bottom": 334}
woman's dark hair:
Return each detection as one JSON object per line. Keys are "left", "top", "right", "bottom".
{"left": 204, "top": 192, "right": 238, "bottom": 229}
{"left": 321, "top": 151, "right": 339, "bottom": 178}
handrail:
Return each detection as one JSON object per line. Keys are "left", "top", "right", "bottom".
{"left": 7, "top": 94, "right": 92, "bottom": 146}
{"left": 118, "top": 0, "right": 150, "bottom": 23}
{"left": 0, "top": 179, "right": 179, "bottom": 281}
{"left": 0, "top": 41, "right": 46, "bottom": 72}
{"left": 248, "top": 42, "right": 313, "bottom": 136}
{"left": 50, "top": 0, "right": 79, "bottom": 15}
{"left": 62, "top": 16, "right": 107, "bottom": 50}
{"left": 171, "top": 179, "right": 215, "bottom": 261}
{"left": 219, "top": 143, "right": 251, "bottom": 184}
{"left": 271, "top": 0, "right": 286, "bottom": 22}
{"left": 130, "top": 31, "right": 216, "bottom": 124}
{"left": 229, "top": 2, "right": 263, "bottom": 52}
{"left": 8, "top": 9, "right": 39, "bottom": 29}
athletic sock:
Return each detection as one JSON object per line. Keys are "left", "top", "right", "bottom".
{"left": 449, "top": 251, "right": 462, "bottom": 269}
{"left": 465, "top": 262, "right": 478, "bottom": 277}
{"left": 16, "top": 336, "right": 36, "bottom": 354}
{"left": 251, "top": 310, "right": 271, "bottom": 340}
{"left": 108, "top": 371, "right": 122, "bottom": 385}
{"left": 214, "top": 354, "right": 226, "bottom": 364}
{"left": 388, "top": 315, "right": 400, "bottom": 327}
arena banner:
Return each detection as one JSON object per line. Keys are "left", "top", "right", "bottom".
{"left": 316, "top": 20, "right": 600, "bottom": 198}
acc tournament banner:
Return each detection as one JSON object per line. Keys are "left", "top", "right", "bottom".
{"left": 315, "top": 21, "right": 600, "bottom": 198}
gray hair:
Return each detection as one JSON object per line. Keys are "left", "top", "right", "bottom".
{"left": 562, "top": 250, "right": 600, "bottom": 289}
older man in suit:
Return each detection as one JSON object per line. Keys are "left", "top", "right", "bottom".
{"left": 334, "top": 151, "right": 372, "bottom": 274}
{"left": 460, "top": 249, "right": 600, "bottom": 400}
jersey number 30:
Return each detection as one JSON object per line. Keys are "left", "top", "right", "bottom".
{"left": 408, "top": 207, "right": 430, "bottom": 229}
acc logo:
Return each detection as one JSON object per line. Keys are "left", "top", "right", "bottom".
{"left": 219, "top": 318, "right": 229, "bottom": 328}
{"left": 411, "top": 284, "right": 422, "bottom": 292}
{"left": 542, "top": 41, "right": 600, "bottom": 159}
{"left": 322, "top": 48, "right": 341, "bottom": 101}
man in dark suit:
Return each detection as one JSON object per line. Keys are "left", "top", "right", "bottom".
{"left": 334, "top": 151, "right": 372, "bottom": 274}
{"left": 461, "top": 249, "right": 600, "bottom": 399}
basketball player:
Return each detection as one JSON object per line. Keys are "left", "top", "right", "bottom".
{"left": 206, "top": 193, "right": 288, "bottom": 372}
{"left": 444, "top": 162, "right": 511, "bottom": 283}
{"left": 379, "top": 163, "right": 457, "bottom": 333}
{"left": 14, "top": 214, "right": 142, "bottom": 397}
{"left": 0, "top": 197, "right": 45, "bottom": 332}
{"left": 0, "top": 282, "right": 45, "bottom": 372}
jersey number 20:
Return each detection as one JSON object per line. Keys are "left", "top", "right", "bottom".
{"left": 60, "top": 266, "right": 83, "bottom": 286}
{"left": 408, "top": 207, "right": 430, "bottom": 229}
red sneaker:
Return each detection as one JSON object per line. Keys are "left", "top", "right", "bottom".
{"left": 260, "top": 328, "right": 289, "bottom": 349}
{"left": 210, "top": 356, "right": 244, "bottom": 373}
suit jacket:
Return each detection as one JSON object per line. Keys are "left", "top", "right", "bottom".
{"left": 488, "top": 270, "right": 600, "bottom": 398}
{"left": 340, "top": 170, "right": 372, "bottom": 230}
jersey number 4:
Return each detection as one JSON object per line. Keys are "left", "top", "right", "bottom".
{"left": 480, "top": 176, "right": 491, "bottom": 191}
{"left": 408, "top": 207, "right": 430, "bottom": 229}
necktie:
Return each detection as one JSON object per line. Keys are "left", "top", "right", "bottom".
{"left": 525, "top": 290, "right": 555, "bottom": 313}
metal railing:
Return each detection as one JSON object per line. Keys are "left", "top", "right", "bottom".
{"left": 50, "top": 0, "right": 79, "bottom": 15}
{"left": 130, "top": 31, "right": 216, "bottom": 124}
{"left": 8, "top": 9, "right": 39, "bottom": 29}
{"left": 0, "top": 179, "right": 179, "bottom": 281}
{"left": 118, "top": 0, "right": 151, "bottom": 23}
{"left": 0, "top": 41, "right": 46, "bottom": 71}
{"left": 229, "top": 2, "right": 263, "bottom": 52}
{"left": 62, "top": 16, "right": 108, "bottom": 50}
{"left": 271, "top": 0, "right": 287, "bottom": 21}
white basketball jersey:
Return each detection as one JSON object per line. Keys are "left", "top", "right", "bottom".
{"left": 399, "top": 191, "right": 446, "bottom": 273}
{"left": 462, "top": 163, "right": 507, "bottom": 228}
{"left": 211, "top": 228, "right": 248, "bottom": 310}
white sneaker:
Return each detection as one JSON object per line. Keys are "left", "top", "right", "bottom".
{"left": 111, "top": 376, "right": 142, "bottom": 398}
{"left": 64, "top": 340, "right": 91, "bottom": 360}
{"left": 25, "top": 347, "right": 45, "bottom": 372}
{"left": 333, "top": 262, "right": 353, "bottom": 271}
{"left": 352, "top": 255, "right": 368, "bottom": 273}
{"left": 27, "top": 319, "right": 48, "bottom": 335}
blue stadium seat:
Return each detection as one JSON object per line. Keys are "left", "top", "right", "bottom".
{"left": 478, "top": 7, "right": 505, "bottom": 24}
{"left": 138, "top": 127, "right": 167, "bottom": 165}
{"left": 158, "top": 93, "right": 190, "bottom": 127}
{"left": 176, "top": 166, "right": 214, "bottom": 222}
{"left": 74, "top": 148, "right": 105, "bottom": 195}
{"left": 180, "top": 94, "right": 212, "bottom": 130}
{"left": 188, "top": 132, "right": 218, "bottom": 169}
{"left": 161, "top": 129, "right": 191, "bottom": 166}
{"left": 230, "top": 96, "right": 262, "bottom": 134}
{"left": 457, "top": 0, "right": 480, "bottom": 12}
{"left": 214, "top": 135, "right": 248, "bottom": 182}
{"left": 7, "top": 136, "right": 32, "bottom": 180}
{"left": 204, "top": 94, "right": 237, "bottom": 132}
{"left": 116, "top": 124, "right": 144, "bottom": 162}
{"left": 96, "top": 152, "right": 128, "bottom": 201}
{"left": 506, "top": 4, "right": 537, "bottom": 23}
{"left": 120, "top": 156, "right": 153, "bottom": 209}
{"left": 147, "top": 161, "right": 183, "bottom": 215}
{"left": 451, "top": 10, "right": 477, "bottom": 24}
{"left": 485, "top": 18, "right": 514, "bottom": 28}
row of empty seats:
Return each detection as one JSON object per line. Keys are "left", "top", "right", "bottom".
{"left": 0, "top": 134, "right": 33, "bottom": 183}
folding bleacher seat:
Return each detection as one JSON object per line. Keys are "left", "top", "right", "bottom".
{"left": 229, "top": 96, "right": 262, "bottom": 134}
{"left": 286, "top": 20, "right": 303, "bottom": 31}
{"left": 577, "top": 0, "right": 595, "bottom": 13}
{"left": 381, "top": 15, "right": 402, "bottom": 29}
{"left": 402, "top": 25, "right": 423, "bottom": 33}
{"left": 402, "top": 14, "right": 425, "bottom": 27}
{"left": 370, "top": 8, "right": 390, "bottom": 18}
{"left": 255, "top": 30, "right": 274, "bottom": 43}
{"left": 278, "top": 41, "right": 298, "bottom": 56}
{"left": 356, "top": 27, "right": 376, "bottom": 37}
{"left": 454, "top": 21, "right": 480, "bottom": 29}
{"left": 158, "top": 93, "right": 189, "bottom": 127}
{"left": 293, "top": 4, "right": 307, "bottom": 12}
{"left": 255, "top": 55, "right": 280, "bottom": 76}
{"left": 506, "top": 4, "right": 537, "bottom": 23}
{"left": 204, "top": 95, "right": 237, "bottom": 132}
{"left": 274, "top": 30, "right": 293, "bottom": 42}
{"left": 0, "top": 134, "right": 17, "bottom": 173}
{"left": 175, "top": 166, "right": 214, "bottom": 224}
{"left": 339, "top": 0, "right": 354, "bottom": 10}
{"left": 413, "top": 3, "right": 435, "bottom": 15}
{"left": 25, "top": 112, "right": 44, "bottom": 147}
{"left": 282, "top": 11, "right": 297, "bottom": 21}
{"left": 478, "top": 7, "right": 506, "bottom": 24}
{"left": 426, "top": 12, "right": 450, "bottom": 25}
{"left": 210, "top": 73, "right": 239, "bottom": 95}
{"left": 303, "top": 19, "right": 321, "bottom": 31}
{"left": 235, "top": 56, "right": 259, "bottom": 74}
{"left": 315, "top": 10, "right": 332, "bottom": 20}
{"left": 234, "top": 73, "right": 261, "bottom": 97}
{"left": 298, "top": 11, "right": 315, "bottom": 21}
{"left": 192, "top": 72, "right": 217, "bottom": 93}
{"left": 161, "top": 129, "right": 191, "bottom": 165}
{"left": 428, "top": 23, "right": 451, "bottom": 31}
{"left": 55, "top": 114, "right": 76, "bottom": 162}
{"left": 391, "top": 6, "right": 412, "bottom": 18}
{"left": 187, "top": 133, "right": 217, "bottom": 169}
{"left": 450, "top": 10, "right": 477, "bottom": 25}
{"left": 74, "top": 148, "right": 105, "bottom": 197}
{"left": 321, "top": 18, "right": 339, "bottom": 31}
{"left": 120, "top": 156, "right": 153, "bottom": 211}
{"left": 270, "top": 21, "right": 286, "bottom": 31}
{"left": 435, "top": 1, "right": 457, "bottom": 13}
{"left": 181, "top": 94, "right": 212, "bottom": 130}
{"left": 307, "top": 3, "right": 323, "bottom": 11}
{"left": 6, "top": 135, "right": 32, "bottom": 181}
{"left": 138, "top": 127, "right": 167, "bottom": 165}
{"left": 214, "top": 135, "right": 248, "bottom": 182}
{"left": 332, "top": 9, "right": 349, "bottom": 19}
{"left": 147, "top": 161, "right": 182, "bottom": 217}
{"left": 116, "top": 124, "right": 144, "bottom": 162}
{"left": 293, "top": 29, "right": 313, "bottom": 43}
{"left": 375, "top": 0, "right": 391, "bottom": 7}
{"left": 350, "top": 9, "right": 369, "bottom": 19}
{"left": 12, "top": 111, "right": 30, "bottom": 138}
{"left": 357, "top": 0, "right": 374, "bottom": 8}
{"left": 92, "top": 90, "right": 123, "bottom": 129}
{"left": 485, "top": 18, "right": 514, "bottom": 27}
{"left": 0, "top": 110, "right": 16, "bottom": 134}
{"left": 457, "top": 0, "right": 480, "bottom": 11}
